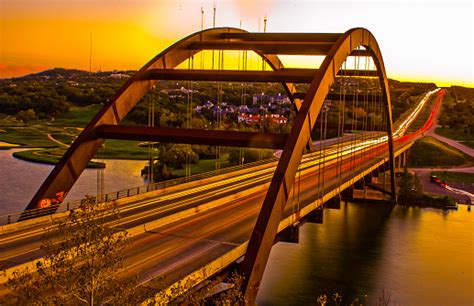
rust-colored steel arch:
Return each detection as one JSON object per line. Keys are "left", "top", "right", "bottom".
{"left": 23, "top": 27, "right": 300, "bottom": 215}
{"left": 23, "top": 27, "right": 396, "bottom": 303}
{"left": 240, "top": 27, "right": 396, "bottom": 303}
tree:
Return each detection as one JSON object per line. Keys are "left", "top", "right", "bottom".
{"left": 160, "top": 144, "right": 198, "bottom": 169}
{"left": 4, "top": 196, "right": 152, "bottom": 305}
{"left": 152, "top": 161, "right": 172, "bottom": 182}
{"left": 16, "top": 109, "right": 37, "bottom": 125}
{"left": 397, "top": 167, "right": 422, "bottom": 203}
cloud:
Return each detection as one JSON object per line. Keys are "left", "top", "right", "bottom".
{"left": 0, "top": 64, "right": 49, "bottom": 79}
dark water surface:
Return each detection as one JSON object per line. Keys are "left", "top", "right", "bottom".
{"left": 258, "top": 202, "right": 473, "bottom": 305}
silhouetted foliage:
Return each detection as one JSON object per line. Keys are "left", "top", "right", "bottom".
{"left": 438, "top": 87, "right": 474, "bottom": 137}
{"left": 397, "top": 167, "right": 423, "bottom": 203}
{"left": 3, "top": 196, "right": 154, "bottom": 305}
{"left": 15, "top": 109, "right": 37, "bottom": 125}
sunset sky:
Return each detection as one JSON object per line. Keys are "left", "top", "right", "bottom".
{"left": 1, "top": 0, "right": 472, "bottom": 86}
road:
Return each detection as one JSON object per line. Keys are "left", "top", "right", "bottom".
{"left": 411, "top": 168, "right": 473, "bottom": 201}
{"left": 0, "top": 133, "right": 392, "bottom": 295}
{"left": 0, "top": 89, "right": 444, "bottom": 297}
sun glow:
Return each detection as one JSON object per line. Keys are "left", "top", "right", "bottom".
{"left": 1, "top": 0, "right": 472, "bottom": 86}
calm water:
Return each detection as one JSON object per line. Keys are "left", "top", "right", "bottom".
{"left": 0, "top": 148, "right": 146, "bottom": 216}
{"left": 258, "top": 202, "right": 473, "bottom": 305}
{"left": 0, "top": 149, "right": 472, "bottom": 304}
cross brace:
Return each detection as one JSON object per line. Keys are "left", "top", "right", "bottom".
{"left": 141, "top": 68, "right": 378, "bottom": 83}
{"left": 91, "top": 125, "right": 288, "bottom": 149}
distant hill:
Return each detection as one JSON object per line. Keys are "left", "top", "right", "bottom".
{"left": 16, "top": 68, "right": 136, "bottom": 80}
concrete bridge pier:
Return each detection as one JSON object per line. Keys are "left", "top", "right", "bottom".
{"left": 395, "top": 151, "right": 408, "bottom": 173}
{"left": 352, "top": 172, "right": 393, "bottom": 202}
{"left": 275, "top": 224, "right": 300, "bottom": 243}
{"left": 306, "top": 207, "right": 324, "bottom": 224}
{"left": 325, "top": 196, "right": 341, "bottom": 209}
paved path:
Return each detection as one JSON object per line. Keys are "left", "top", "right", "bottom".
{"left": 411, "top": 166, "right": 474, "bottom": 174}
{"left": 411, "top": 168, "right": 473, "bottom": 203}
{"left": 47, "top": 133, "right": 69, "bottom": 148}
{"left": 428, "top": 132, "right": 474, "bottom": 157}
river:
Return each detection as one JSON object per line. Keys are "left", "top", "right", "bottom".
{"left": 0, "top": 148, "right": 146, "bottom": 216}
{"left": 258, "top": 202, "right": 473, "bottom": 305}
{"left": 0, "top": 148, "right": 472, "bottom": 304}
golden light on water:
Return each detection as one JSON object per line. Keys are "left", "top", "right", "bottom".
{"left": 1, "top": 0, "right": 472, "bottom": 86}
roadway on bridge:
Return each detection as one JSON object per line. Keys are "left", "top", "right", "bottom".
{"left": 0, "top": 89, "right": 444, "bottom": 297}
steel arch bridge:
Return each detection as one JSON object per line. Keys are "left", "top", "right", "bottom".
{"left": 25, "top": 27, "right": 396, "bottom": 302}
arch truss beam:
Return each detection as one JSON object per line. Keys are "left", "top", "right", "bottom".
{"left": 23, "top": 27, "right": 396, "bottom": 304}
{"left": 240, "top": 28, "right": 396, "bottom": 303}
{"left": 141, "top": 68, "right": 378, "bottom": 83}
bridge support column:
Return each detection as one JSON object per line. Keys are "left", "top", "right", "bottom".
{"left": 326, "top": 196, "right": 341, "bottom": 209}
{"left": 275, "top": 223, "right": 299, "bottom": 243}
{"left": 307, "top": 207, "right": 324, "bottom": 224}
{"left": 341, "top": 187, "right": 353, "bottom": 202}
{"left": 383, "top": 169, "right": 386, "bottom": 190}
{"left": 371, "top": 169, "right": 380, "bottom": 184}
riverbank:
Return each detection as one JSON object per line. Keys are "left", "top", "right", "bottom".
{"left": 411, "top": 167, "right": 473, "bottom": 204}
{"left": 11, "top": 149, "right": 105, "bottom": 168}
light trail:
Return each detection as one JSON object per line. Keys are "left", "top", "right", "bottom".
{"left": 0, "top": 89, "right": 444, "bottom": 297}
{"left": 444, "top": 185, "right": 474, "bottom": 202}
{"left": 393, "top": 88, "right": 441, "bottom": 137}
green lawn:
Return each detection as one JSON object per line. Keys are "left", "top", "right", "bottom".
{"left": 407, "top": 136, "right": 474, "bottom": 168}
{"left": 99, "top": 139, "right": 151, "bottom": 160}
{"left": 13, "top": 149, "right": 104, "bottom": 168}
{"left": 461, "top": 141, "right": 474, "bottom": 149}
{"left": 0, "top": 105, "right": 152, "bottom": 161}
{"left": 53, "top": 105, "right": 101, "bottom": 127}
{"left": 171, "top": 154, "right": 235, "bottom": 177}
{"left": 0, "top": 125, "right": 57, "bottom": 147}
{"left": 435, "top": 127, "right": 473, "bottom": 142}
{"left": 431, "top": 171, "right": 474, "bottom": 184}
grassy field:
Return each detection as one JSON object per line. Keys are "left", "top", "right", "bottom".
{"left": 1, "top": 107, "right": 244, "bottom": 174}
{"left": 461, "top": 141, "right": 474, "bottom": 149}
{"left": 171, "top": 154, "right": 235, "bottom": 177}
{"left": 52, "top": 105, "right": 101, "bottom": 127}
{"left": 407, "top": 136, "right": 474, "bottom": 168}
{"left": 99, "top": 139, "right": 152, "bottom": 160}
{"left": 0, "top": 105, "right": 156, "bottom": 162}
{"left": 431, "top": 171, "right": 474, "bottom": 184}
{"left": 0, "top": 105, "right": 101, "bottom": 148}
{"left": 0, "top": 125, "right": 57, "bottom": 147}
{"left": 435, "top": 127, "right": 473, "bottom": 142}
{"left": 13, "top": 149, "right": 105, "bottom": 168}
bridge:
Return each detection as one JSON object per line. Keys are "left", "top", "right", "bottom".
{"left": 0, "top": 27, "right": 444, "bottom": 303}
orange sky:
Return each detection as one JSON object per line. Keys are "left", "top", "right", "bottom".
{"left": 1, "top": 0, "right": 472, "bottom": 87}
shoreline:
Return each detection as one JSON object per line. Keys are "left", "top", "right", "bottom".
{"left": 9, "top": 148, "right": 106, "bottom": 169}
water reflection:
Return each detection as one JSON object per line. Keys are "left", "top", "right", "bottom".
{"left": 0, "top": 149, "right": 146, "bottom": 215}
{"left": 258, "top": 203, "right": 473, "bottom": 305}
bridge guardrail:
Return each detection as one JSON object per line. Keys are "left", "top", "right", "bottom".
{"left": 0, "top": 157, "right": 279, "bottom": 227}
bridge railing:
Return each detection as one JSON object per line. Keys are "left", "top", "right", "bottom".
{"left": 0, "top": 157, "right": 279, "bottom": 226}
